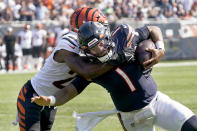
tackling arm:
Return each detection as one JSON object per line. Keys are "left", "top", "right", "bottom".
{"left": 31, "top": 76, "right": 89, "bottom": 106}
{"left": 31, "top": 83, "right": 79, "bottom": 106}
{"left": 54, "top": 49, "right": 113, "bottom": 81}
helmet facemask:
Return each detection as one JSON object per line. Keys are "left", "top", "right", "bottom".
{"left": 96, "top": 38, "right": 115, "bottom": 63}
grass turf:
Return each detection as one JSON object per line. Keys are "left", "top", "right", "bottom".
{"left": 0, "top": 64, "right": 196, "bottom": 131}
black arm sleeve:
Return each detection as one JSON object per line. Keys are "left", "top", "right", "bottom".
{"left": 134, "top": 26, "right": 150, "bottom": 44}
{"left": 71, "top": 75, "right": 90, "bottom": 94}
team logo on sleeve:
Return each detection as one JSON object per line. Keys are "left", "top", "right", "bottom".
{"left": 68, "top": 44, "right": 75, "bottom": 49}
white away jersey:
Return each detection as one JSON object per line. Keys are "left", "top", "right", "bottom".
{"left": 31, "top": 31, "right": 80, "bottom": 96}
{"left": 18, "top": 30, "right": 32, "bottom": 49}
{"left": 32, "top": 29, "right": 47, "bottom": 46}
{"left": 0, "top": 44, "right": 6, "bottom": 57}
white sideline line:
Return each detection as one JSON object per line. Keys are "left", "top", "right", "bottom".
{"left": 0, "top": 113, "right": 16, "bottom": 116}
{"left": 0, "top": 61, "right": 197, "bottom": 74}
{"left": 155, "top": 61, "right": 197, "bottom": 67}
{"left": 0, "top": 70, "right": 37, "bottom": 74}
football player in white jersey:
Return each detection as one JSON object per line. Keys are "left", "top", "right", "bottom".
{"left": 16, "top": 7, "right": 120, "bottom": 131}
{"left": 14, "top": 42, "right": 23, "bottom": 71}
{"left": 17, "top": 24, "right": 33, "bottom": 70}
{"left": 0, "top": 39, "right": 6, "bottom": 72}
{"left": 32, "top": 23, "right": 47, "bottom": 70}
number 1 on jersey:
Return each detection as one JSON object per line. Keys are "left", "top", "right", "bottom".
{"left": 53, "top": 77, "right": 75, "bottom": 89}
{"left": 115, "top": 68, "right": 136, "bottom": 92}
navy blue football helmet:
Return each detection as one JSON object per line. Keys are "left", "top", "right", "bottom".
{"left": 78, "top": 21, "right": 115, "bottom": 62}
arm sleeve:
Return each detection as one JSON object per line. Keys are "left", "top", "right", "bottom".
{"left": 71, "top": 75, "right": 90, "bottom": 94}
{"left": 134, "top": 26, "right": 150, "bottom": 44}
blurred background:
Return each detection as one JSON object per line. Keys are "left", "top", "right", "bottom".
{"left": 0, "top": 0, "right": 197, "bottom": 72}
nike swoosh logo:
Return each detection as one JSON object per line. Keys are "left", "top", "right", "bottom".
{"left": 68, "top": 44, "right": 75, "bottom": 49}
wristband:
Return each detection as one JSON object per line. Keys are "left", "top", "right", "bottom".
{"left": 48, "top": 96, "right": 56, "bottom": 106}
{"left": 155, "top": 41, "right": 165, "bottom": 51}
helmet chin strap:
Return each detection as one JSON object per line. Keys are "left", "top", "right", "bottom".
{"left": 97, "top": 49, "right": 113, "bottom": 63}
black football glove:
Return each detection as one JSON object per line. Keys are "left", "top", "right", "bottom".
{"left": 122, "top": 47, "right": 135, "bottom": 62}
{"left": 107, "top": 47, "right": 135, "bottom": 66}
{"left": 107, "top": 51, "right": 126, "bottom": 66}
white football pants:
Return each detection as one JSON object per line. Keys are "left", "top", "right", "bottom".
{"left": 119, "top": 91, "right": 195, "bottom": 131}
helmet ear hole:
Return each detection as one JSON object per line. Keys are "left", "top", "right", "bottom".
{"left": 81, "top": 46, "right": 87, "bottom": 51}
{"left": 99, "top": 34, "right": 104, "bottom": 39}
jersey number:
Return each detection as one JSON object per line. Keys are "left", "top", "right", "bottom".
{"left": 52, "top": 77, "right": 75, "bottom": 89}
{"left": 115, "top": 68, "right": 136, "bottom": 92}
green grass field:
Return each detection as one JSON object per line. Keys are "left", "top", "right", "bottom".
{"left": 0, "top": 62, "right": 197, "bottom": 131}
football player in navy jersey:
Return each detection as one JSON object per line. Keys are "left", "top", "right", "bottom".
{"left": 32, "top": 21, "right": 197, "bottom": 131}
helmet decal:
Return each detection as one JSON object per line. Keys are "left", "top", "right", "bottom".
{"left": 70, "top": 7, "right": 108, "bottom": 32}
{"left": 88, "top": 38, "right": 99, "bottom": 48}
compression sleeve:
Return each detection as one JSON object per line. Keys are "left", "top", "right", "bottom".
{"left": 71, "top": 75, "right": 90, "bottom": 94}
{"left": 134, "top": 26, "right": 150, "bottom": 44}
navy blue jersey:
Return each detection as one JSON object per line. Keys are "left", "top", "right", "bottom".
{"left": 72, "top": 24, "right": 157, "bottom": 112}
{"left": 112, "top": 24, "right": 150, "bottom": 53}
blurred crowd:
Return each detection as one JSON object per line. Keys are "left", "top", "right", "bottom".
{"left": 0, "top": 23, "right": 69, "bottom": 72}
{"left": 1, "top": 0, "right": 197, "bottom": 72}
{"left": 0, "top": 0, "right": 197, "bottom": 24}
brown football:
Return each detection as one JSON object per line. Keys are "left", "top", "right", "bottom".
{"left": 135, "top": 39, "right": 156, "bottom": 65}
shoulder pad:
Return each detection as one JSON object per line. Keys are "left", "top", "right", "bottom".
{"left": 61, "top": 31, "right": 78, "bottom": 47}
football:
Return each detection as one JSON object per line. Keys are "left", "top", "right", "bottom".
{"left": 135, "top": 39, "right": 156, "bottom": 64}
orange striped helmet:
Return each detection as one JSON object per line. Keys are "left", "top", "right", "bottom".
{"left": 70, "top": 7, "right": 108, "bottom": 32}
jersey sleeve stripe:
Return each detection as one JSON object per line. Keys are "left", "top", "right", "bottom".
{"left": 62, "top": 37, "right": 78, "bottom": 47}
{"left": 126, "top": 26, "right": 135, "bottom": 48}
{"left": 126, "top": 33, "right": 135, "bottom": 48}
{"left": 61, "top": 32, "right": 78, "bottom": 42}
{"left": 127, "top": 32, "right": 132, "bottom": 41}
{"left": 61, "top": 32, "right": 70, "bottom": 38}
{"left": 68, "top": 35, "right": 78, "bottom": 42}
{"left": 126, "top": 25, "right": 134, "bottom": 41}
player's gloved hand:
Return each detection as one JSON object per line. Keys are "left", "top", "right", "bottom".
{"left": 31, "top": 96, "right": 51, "bottom": 106}
{"left": 107, "top": 51, "right": 125, "bottom": 65}
{"left": 143, "top": 48, "right": 164, "bottom": 69}
{"left": 122, "top": 47, "right": 135, "bottom": 62}
{"left": 107, "top": 47, "right": 135, "bottom": 66}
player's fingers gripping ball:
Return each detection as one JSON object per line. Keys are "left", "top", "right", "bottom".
{"left": 136, "top": 39, "right": 156, "bottom": 66}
